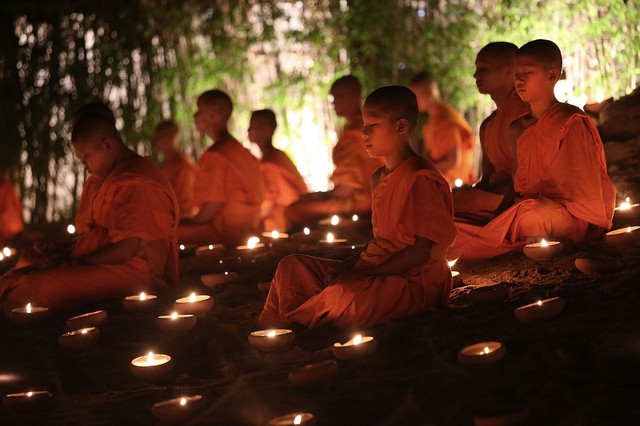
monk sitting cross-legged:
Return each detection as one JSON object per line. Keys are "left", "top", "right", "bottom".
{"left": 248, "top": 109, "right": 307, "bottom": 232}
{"left": 152, "top": 120, "right": 198, "bottom": 219}
{"left": 285, "top": 75, "right": 383, "bottom": 229}
{"left": 0, "top": 107, "right": 179, "bottom": 312}
{"left": 259, "top": 86, "right": 456, "bottom": 329}
{"left": 177, "top": 90, "right": 265, "bottom": 246}
{"left": 450, "top": 39, "right": 616, "bottom": 260}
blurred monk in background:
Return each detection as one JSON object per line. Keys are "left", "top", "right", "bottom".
{"left": 451, "top": 39, "right": 615, "bottom": 260}
{"left": 0, "top": 172, "right": 24, "bottom": 246}
{"left": 260, "top": 86, "right": 455, "bottom": 329}
{"left": 152, "top": 120, "right": 198, "bottom": 218}
{"left": 249, "top": 109, "right": 307, "bottom": 232}
{"left": 285, "top": 75, "right": 383, "bottom": 229}
{"left": 177, "top": 89, "right": 265, "bottom": 246}
{"left": 409, "top": 71, "right": 477, "bottom": 187}
{"left": 0, "top": 105, "right": 179, "bottom": 312}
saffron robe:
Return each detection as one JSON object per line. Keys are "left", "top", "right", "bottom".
{"left": 160, "top": 152, "right": 198, "bottom": 218}
{"left": 259, "top": 155, "right": 456, "bottom": 329}
{"left": 450, "top": 103, "right": 616, "bottom": 260}
{"left": 260, "top": 148, "right": 307, "bottom": 232}
{"left": 0, "top": 173, "right": 23, "bottom": 245}
{"left": 423, "top": 103, "right": 477, "bottom": 186}
{"left": 0, "top": 156, "right": 179, "bottom": 310}
{"left": 186, "top": 138, "right": 265, "bottom": 245}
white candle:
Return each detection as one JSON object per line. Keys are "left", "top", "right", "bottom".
{"left": 248, "top": 329, "right": 295, "bottom": 352}
{"left": 3, "top": 390, "right": 52, "bottom": 411}
{"left": 156, "top": 312, "right": 197, "bottom": 333}
{"left": 605, "top": 225, "right": 640, "bottom": 247}
{"left": 173, "top": 293, "right": 214, "bottom": 315}
{"left": 458, "top": 341, "right": 506, "bottom": 365}
{"left": 267, "top": 413, "right": 315, "bottom": 426}
{"left": 130, "top": 352, "right": 173, "bottom": 380}
{"left": 151, "top": 395, "right": 204, "bottom": 423}
{"left": 10, "top": 303, "right": 49, "bottom": 323}
{"left": 514, "top": 296, "right": 565, "bottom": 323}
{"left": 331, "top": 334, "right": 377, "bottom": 359}
{"left": 59, "top": 327, "right": 100, "bottom": 350}
{"left": 523, "top": 239, "right": 563, "bottom": 259}
{"left": 122, "top": 292, "right": 158, "bottom": 312}
{"left": 330, "top": 215, "right": 339, "bottom": 225}
{"left": 66, "top": 310, "right": 108, "bottom": 330}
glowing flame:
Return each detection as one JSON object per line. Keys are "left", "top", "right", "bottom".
{"left": 540, "top": 239, "right": 549, "bottom": 247}
{"left": 179, "top": 244, "right": 185, "bottom": 251}
{"left": 352, "top": 214, "right": 359, "bottom": 221}
{"left": 139, "top": 292, "right": 147, "bottom": 301}
{"left": 271, "top": 230, "right": 280, "bottom": 239}
{"left": 208, "top": 244, "right": 214, "bottom": 250}
{"left": 330, "top": 215, "right": 339, "bottom": 225}
{"left": 180, "top": 397, "right": 187, "bottom": 406}
{"left": 447, "top": 258, "right": 458, "bottom": 268}
{"left": 2, "top": 247, "right": 11, "bottom": 257}
{"left": 67, "top": 224, "right": 76, "bottom": 234}
{"left": 81, "top": 328, "right": 88, "bottom": 334}
{"left": 247, "top": 236, "right": 260, "bottom": 249}
{"left": 454, "top": 178, "right": 463, "bottom": 188}
{"left": 326, "top": 232, "right": 334, "bottom": 243}
{"left": 224, "top": 271, "right": 229, "bottom": 275}
{"left": 267, "top": 330, "right": 277, "bottom": 337}
{"left": 0, "top": 254, "right": 4, "bottom": 261}
{"left": 189, "top": 292, "right": 196, "bottom": 303}
{"left": 27, "top": 391, "right": 33, "bottom": 397}
{"left": 294, "top": 415, "right": 302, "bottom": 425}
{"left": 483, "top": 346, "right": 490, "bottom": 354}
{"left": 170, "top": 312, "right": 178, "bottom": 319}
{"left": 537, "top": 300, "right": 543, "bottom": 306}
{"left": 26, "top": 303, "right": 32, "bottom": 313}
{"left": 147, "top": 352, "right": 154, "bottom": 363}
{"left": 303, "top": 227, "right": 310, "bottom": 235}
{"left": 627, "top": 226, "right": 632, "bottom": 233}
{"left": 353, "top": 334, "right": 362, "bottom": 345}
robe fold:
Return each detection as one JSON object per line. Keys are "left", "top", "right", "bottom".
{"left": 259, "top": 155, "right": 456, "bottom": 329}
{"left": 188, "top": 138, "right": 266, "bottom": 244}
{"left": 451, "top": 102, "right": 616, "bottom": 260}
{"left": 0, "top": 173, "right": 23, "bottom": 245}
{"left": 0, "top": 156, "right": 179, "bottom": 310}
{"left": 423, "top": 103, "right": 477, "bottom": 186}
{"left": 260, "top": 149, "right": 307, "bottom": 231}
{"left": 160, "top": 153, "right": 198, "bottom": 218}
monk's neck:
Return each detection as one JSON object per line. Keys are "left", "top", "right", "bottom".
{"left": 530, "top": 96, "right": 559, "bottom": 120}
{"left": 259, "top": 143, "right": 276, "bottom": 158}
{"left": 344, "top": 113, "right": 363, "bottom": 131}
{"left": 491, "top": 88, "right": 516, "bottom": 110}
{"left": 383, "top": 144, "right": 414, "bottom": 172}
{"left": 208, "top": 128, "right": 232, "bottom": 144}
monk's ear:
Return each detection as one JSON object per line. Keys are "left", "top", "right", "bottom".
{"left": 101, "top": 137, "right": 115, "bottom": 151}
{"left": 549, "top": 67, "right": 560, "bottom": 82}
{"left": 397, "top": 118, "right": 410, "bottom": 134}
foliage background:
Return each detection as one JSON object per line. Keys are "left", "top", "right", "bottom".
{"left": 1, "top": 0, "right": 638, "bottom": 224}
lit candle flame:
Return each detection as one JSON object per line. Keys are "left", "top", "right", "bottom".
{"left": 483, "top": 346, "right": 490, "bottom": 354}
{"left": 2, "top": 247, "right": 11, "bottom": 257}
{"left": 627, "top": 226, "right": 632, "bottom": 233}
{"left": 537, "top": 300, "right": 543, "bottom": 306}
{"left": 352, "top": 214, "right": 359, "bottom": 221}
{"left": 447, "top": 258, "right": 458, "bottom": 268}
{"left": 81, "top": 328, "right": 88, "bottom": 334}
{"left": 540, "top": 239, "right": 549, "bottom": 247}
{"left": 326, "top": 232, "right": 334, "bottom": 243}
{"left": 271, "top": 230, "right": 280, "bottom": 239}
{"left": 26, "top": 303, "right": 32, "bottom": 314}
{"left": 67, "top": 224, "right": 76, "bottom": 234}
{"left": 303, "top": 227, "right": 310, "bottom": 235}
{"left": 189, "top": 292, "right": 196, "bottom": 303}
{"left": 247, "top": 236, "right": 260, "bottom": 249}
{"left": 330, "top": 215, "right": 339, "bottom": 225}
{"left": 180, "top": 397, "right": 187, "bottom": 406}
{"left": 353, "top": 334, "right": 362, "bottom": 345}
{"left": 139, "top": 292, "right": 147, "bottom": 301}
{"left": 224, "top": 271, "right": 229, "bottom": 275}
{"left": 147, "top": 352, "right": 154, "bottom": 364}
{"left": 179, "top": 244, "right": 185, "bottom": 251}
{"left": 454, "top": 178, "right": 463, "bottom": 188}
{"left": 267, "top": 330, "right": 277, "bottom": 337}
{"left": 208, "top": 244, "right": 214, "bottom": 250}
{"left": 27, "top": 391, "right": 33, "bottom": 397}
{"left": 171, "top": 312, "right": 178, "bottom": 319}
{"left": 294, "top": 415, "right": 302, "bottom": 425}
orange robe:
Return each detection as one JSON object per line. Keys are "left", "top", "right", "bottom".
{"left": 188, "top": 138, "right": 265, "bottom": 245}
{"left": 0, "top": 156, "right": 179, "bottom": 310}
{"left": 0, "top": 173, "right": 24, "bottom": 245}
{"left": 259, "top": 155, "right": 456, "bottom": 329}
{"left": 160, "top": 153, "right": 198, "bottom": 218}
{"left": 260, "top": 148, "right": 307, "bottom": 231}
{"left": 423, "top": 103, "right": 477, "bottom": 186}
{"left": 451, "top": 103, "right": 616, "bottom": 260}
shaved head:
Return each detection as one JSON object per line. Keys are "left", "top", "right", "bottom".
{"left": 250, "top": 109, "right": 277, "bottom": 130}
{"left": 409, "top": 71, "right": 436, "bottom": 89}
{"left": 477, "top": 42, "right": 519, "bottom": 67}
{"left": 72, "top": 111, "right": 120, "bottom": 144}
{"left": 365, "top": 85, "right": 418, "bottom": 130}
{"left": 154, "top": 120, "right": 179, "bottom": 136}
{"left": 330, "top": 75, "right": 362, "bottom": 96}
{"left": 72, "top": 102, "right": 116, "bottom": 128}
{"left": 516, "top": 39, "right": 562, "bottom": 70}
{"left": 198, "top": 89, "right": 233, "bottom": 121}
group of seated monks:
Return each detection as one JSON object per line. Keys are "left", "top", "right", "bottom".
{"left": 0, "top": 39, "right": 616, "bottom": 330}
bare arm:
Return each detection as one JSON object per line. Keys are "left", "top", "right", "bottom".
{"left": 79, "top": 237, "right": 142, "bottom": 265}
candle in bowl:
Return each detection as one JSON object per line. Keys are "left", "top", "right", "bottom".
{"left": 614, "top": 197, "right": 639, "bottom": 214}
{"left": 448, "top": 258, "right": 462, "bottom": 286}
{"left": 319, "top": 232, "right": 347, "bottom": 245}
{"left": 514, "top": 296, "right": 564, "bottom": 323}
{"left": 288, "top": 360, "right": 338, "bottom": 386}
{"left": 262, "top": 230, "right": 290, "bottom": 240}
{"left": 248, "top": 329, "right": 295, "bottom": 352}
{"left": 1, "top": 246, "right": 16, "bottom": 259}
{"left": 458, "top": 342, "right": 506, "bottom": 365}
{"left": 236, "top": 236, "right": 266, "bottom": 252}
{"left": 151, "top": 395, "right": 204, "bottom": 424}
{"left": 195, "top": 243, "right": 224, "bottom": 257}
{"left": 122, "top": 292, "right": 157, "bottom": 312}
{"left": 268, "top": 413, "right": 316, "bottom": 426}
{"left": 318, "top": 214, "right": 341, "bottom": 226}
{"left": 201, "top": 271, "right": 238, "bottom": 289}
{"left": 331, "top": 334, "right": 376, "bottom": 360}
{"left": 522, "top": 239, "right": 563, "bottom": 260}
{"left": 130, "top": 351, "right": 173, "bottom": 380}
{"left": 604, "top": 226, "right": 640, "bottom": 247}
{"left": 3, "top": 390, "right": 52, "bottom": 411}
{"left": 173, "top": 292, "right": 214, "bottom": 316}
{"left": 59, "top": 327, "right": 100, "bottom": 350}
{"left": 156, "top": 312, "right": 197, "bottom": 333}
{"left": 574, "top": 257, "right": 622, "bottom": 274}
{"left": 10, "top": 303, "right": 50, "bottom": 323}
{"left": 66, "top": 310, "right": 107, "bottom": 330}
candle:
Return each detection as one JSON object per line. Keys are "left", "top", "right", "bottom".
{"left": 173, "top": 293, "right": 214, "bottom": 316}
{"left": 66, "top": 310, "right": 108, "bottom": 330}
{"left": 1, "top": 246, "right": 16, "bottom": 258}
{"left": 319, "top": 232, "right": 347, "bottom": 244}
{"left": 330, "top": 215, "right": 339, "bottom": 226}
{"left": 303, "top": 227, "right": 310, "bottom": 235}
{"left": 10, "top": 303, "right": 50, "bottom": 323}
{"left": 67, "top": 224, "right": 76, "bottom": 234}
{"left": 151, "top": 395, "right": 204, "bottom": 424}
{"left": 604, "top": 226, "right": 640, "bottom": 247}
{"left": 130, "top": 352, "right": 173, "bottom": 380}
{"left": 458, "top": 342, "right": 506, "bottom": 365}
{"left": 574, "top": 257, "right": 622, "bottom": 274}
{"left": 262, "top": 230, "right": 290, "bottom": 239}
{"left": 248, "top": 329, "right": 295, "bottom": 352}
{"left": 122, "top": 292, "right": 157, "bottom": 312}
{"left": 448, "top": 258, "right": 462, "bottom": 286}
{"left": 288, "top": 360, "right": 338, "bottom": 386}
{"left": 3, "top": 390, "right": 52, "bottom": 411}
{"left": 514, "top": 296, "right": 564, "bottom": 323}
{"left": 331, "top": 334, "right": 377, "bottom": 360}
{"left": 59, "top": 327, "right": 100, "bottom": 350}
{"left": 522, "top": 238, "right": 563, "bottom": 260}
{"left": 156, "top": 312, "right": 197, "bottom": 333}
{"left": 201, "top": 271, "right": 238, "bottom": 289}
{"left": 257, "top": 280, "right": 271, "bottom": 294}
{"left": 267, "top": 413, "right": 316, "bottom": 426}
{"left": 614, "top": 197, "right": 639, "bottom": 211}
{"left": 351, "top": 214, "right": 359, "bottom": 222}
{"left": 179, "top": 244, "right": 186, "bottom": 251}
{"left": 195, "top": 243, "right": 224, "bottom": 257}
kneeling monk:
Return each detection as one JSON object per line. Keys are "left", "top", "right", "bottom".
{"left": 0, "top": 108, "right": 179, "bottom": 312}
{"left": 259, "top": 86, "right": 456, "bottom": 329}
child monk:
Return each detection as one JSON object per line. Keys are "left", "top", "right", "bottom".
{"left": 152, "top": 120, "right": 198, "bottom": 218}
{"left": 248, "top": 109, "right": 307, "bottom": 232}
{"left": 0, "top": 171, "right": 24, "bottom": 246}
{"left": 453, "top": 42, "right": 530, "bottom": 222}
{"left": 285, "top": 75, "right": 383, "bottom": 228}
{"left": 409, "top": 71, "right": 477, "bottom": 187}
{"left": 177, "top": 90, "right": 265, "bottom": 246}
{"left": 259, "top": 86, "right": 456, "bottom": 329}
{"left": 0, "top": 108, "right": 179, "bottom": 311}
{"left": 450, "top": 39, "right": 616, "bottom": 260}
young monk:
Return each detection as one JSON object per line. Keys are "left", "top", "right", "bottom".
{"left": 0, "top": 108, "right": 179, "bottom": 311}
{"left": 177, "top": 90, "right": 265, "bottom": 246}
{"left": 453, "top": 42, "right": 530, "bottom": 222}
{"left": 152, "top": 120, "right": 198, "bottom": 218}
{"left": 248, "top": 109, "right": 307, "bottom": 232}
{"left": 259, "top": 86, "right": 456, "bottom": 329}
{"left": 450, "top": 39, "right": 616, "bottom": 260}
{"left": 409, "top": 71, "right": 477, "bottom": 187}
{"left": 285, "top": 75, "right": 383, "bottom": 228}
{"left": 0, "top": 172, "right": 24, "bottom": 246}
